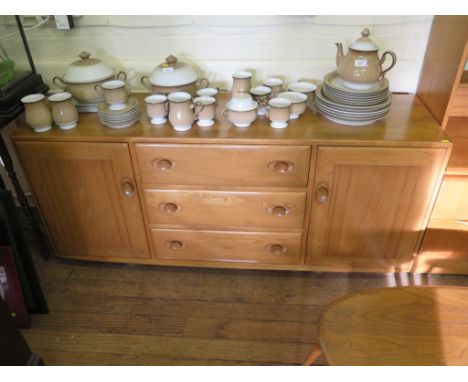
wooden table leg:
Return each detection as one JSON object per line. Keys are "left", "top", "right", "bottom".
{"left": 302, "top": 343, "right": 323, "bottom": 365}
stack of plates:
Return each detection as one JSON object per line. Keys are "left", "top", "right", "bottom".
{"left": 97, "top": 97, "right": 140, "bottom": 129}
{"left": 75, "top": 99, "right": 101, "bottom": 113}
{"left": 315, "top": 71, "right": 392, "bottom": 126}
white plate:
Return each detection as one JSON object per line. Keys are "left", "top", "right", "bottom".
{"left": 101, "top": 118, "right": 140, "bottom": 129}
{"left": 321, "top": 113, "right": 382, "bottom": 126}
{"left": 316, "top": 87, "right": 392, "bottom": 112}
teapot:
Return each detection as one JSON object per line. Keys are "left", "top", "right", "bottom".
{"left": 335, "top": 28, "right": 397, "bottom": 90}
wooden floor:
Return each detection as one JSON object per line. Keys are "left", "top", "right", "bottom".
{"left": 22, "top": 248, "right": 468, "bottom": 365}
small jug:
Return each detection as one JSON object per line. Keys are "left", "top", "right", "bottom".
{"left": 167, "top": 92, "right": 204, "bottom": 132}
{"left": 48, "top": 92, "right": 79, "bottom": 130}
{"left": 21, "top": 93, "right": 53, "bottom": 133}
{"left": 335, "top": 28, "right": 397, "bottom": 90}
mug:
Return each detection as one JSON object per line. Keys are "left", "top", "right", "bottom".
{"left": 267, "top": 97, "right": 291, "bottom": 129}
{"left": 167, "top": 92, "right": 204, "bottom": 132}
{"left": 193, "top": 96, "right": 216, "bottom": 127}
{"left": 196, "top": 87, "right": 219, "bottom": 98}
{"left": 95, "top": 80, "right": 128, "bottom": 110}
{"left": 145, "top": 94, "right": 168, "bottom": 125}
{"left": 21, "top": 93, "right": 53, "bottom": 133}
{"left": 48, "top": 92, "right": 79, "bottom": 130}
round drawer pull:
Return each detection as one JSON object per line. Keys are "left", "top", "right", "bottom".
{"left": 270, "top": 244, "right": 286, "bottom": 255}
{"left": 161, "top": 202, "right": 178, "bottom": 213}
{"left": 152, "top": 158, "right": 173, "bottom": 171}
{"left": 316, "top": 183, "right": 329, "bottom": 203}
{"left": 272, "top": 206, "right": 288, "bottom": 217}
{"left": 168, "top": 240, "right": 183, "bottom": 250}
{"left": 268, "top": 160, "right": 294, "bottom": 174}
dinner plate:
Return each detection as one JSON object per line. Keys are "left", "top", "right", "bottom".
{"left": 316, "top": 86, "right": 392, "bottom": 112}
{"left": 324, "top": 71, "right": 389, "bottom": 95}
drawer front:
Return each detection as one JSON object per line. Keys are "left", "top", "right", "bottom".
{"left": 151, "top": 229, "right": 302, "bottom": 264}
{"left": 432, "top": 175, "right": 468, "bottom": 220}
{"left": 144, "top": 189, "right": 306, "bottom": 229}
{"left": 135, "top": 144, "right": 311, "bottom": 187}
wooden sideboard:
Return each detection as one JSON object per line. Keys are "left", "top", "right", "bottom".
{"left": 11, "top": 93, "right": 452, "bottom": 273}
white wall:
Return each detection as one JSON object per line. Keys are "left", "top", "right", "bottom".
{"left": 2, "top": 15, "right": 433, "bottom": 93}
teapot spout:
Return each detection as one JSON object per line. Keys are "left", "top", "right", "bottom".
{"left": 335, "top": 42, "right": 344, "bottom": 67}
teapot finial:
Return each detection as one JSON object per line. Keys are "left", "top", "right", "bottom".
{"left": 361, "top": 28, "right": 370, "bottom": 38}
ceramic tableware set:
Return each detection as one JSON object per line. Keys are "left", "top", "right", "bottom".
{"left": 97, "top": 80, "right": 140, "bottom": 129}
{"left": 315, "top": 28, "right": 397, "bottom": 126}
{"left": 21, "top": 92, "right": 79, "bottom": 133}
{"left": 224, "top": 71, "right": 317, "bottom": 129}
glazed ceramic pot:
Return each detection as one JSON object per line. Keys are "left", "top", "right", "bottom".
{"left": 48, "top": 92, "right": 79, "bottom": 130}
{"left": 21, "top": 93, "right": 53, "bottom": 133}
{"left": 53, "top": 51, "right": 127, "bottom": 102}
{"left": 335, "top": 28, "right": 397, "bottom": 90}
{"left": 141, "top": 55, "right": 209, "bottom": 96}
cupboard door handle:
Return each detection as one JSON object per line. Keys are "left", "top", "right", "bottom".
{"left": 316, "top": 183, "right": 329, "bottom": 203}
{"left": 161, "top": 202, "right": 178, "bottom": 213}
{"left": 121, "top": 178, "right": 135, "bottom": 198}
{"left": 270, "top": 244, "right": 286, "bottom": 255}
{"left": 272, "top": 206, "right": 288, "bottom": 217}
{"left": 152, "top": 158, "right": 173, "bottom": 171}
{"left": 268, "top": 160, "right": 294, "bottom": 174}
{"left": 168, "top": 240, "right": 183, "bottom": 250}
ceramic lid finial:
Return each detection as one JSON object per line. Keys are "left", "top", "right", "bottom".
{"left": 361, "top": 28, "right": 370, "bottom": 38}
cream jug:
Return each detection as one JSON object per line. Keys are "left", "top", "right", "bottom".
{"left": 335, "top": 28, "right": 397, "bottom": 90}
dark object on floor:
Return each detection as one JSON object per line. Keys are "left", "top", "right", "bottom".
{"left": 0, "top": 189, "right": 48, "bottom": 314}
{"left": 0, "top": 297, "right": 43, "bottom": 365}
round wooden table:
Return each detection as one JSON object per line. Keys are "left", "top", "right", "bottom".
{"left": 303, "top": 286, "right": 468, "bottom": 365}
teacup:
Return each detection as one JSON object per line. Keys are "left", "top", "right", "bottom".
{"left": 196, "top": 87, "right": 219, "bottom": 98}
{"left": 48, "top": 92, "right": 79, "bottom": 130}
{"left": 95, "top": 80, "right": 128, "bottom": 111}
{"left": 267, "top": 97, "right": 291, "bottom": 129}
{"left": 145, "top": 94, "right": 168, "bottom": 125}
{"left": 263, "top": 78, "right": 284, "bottom": 97}
{"left": 167, "top": 91, "right": 203, "bottom": 132}
{"left": 21, "top": 93, "right": 52, "bottom": 133}
{"left": 288, "top": 81, "right": 317, "bottom": 103}
{"left": 250, "top": 86, "right": 272, "bottom": 116}
{"left": 277, "top": 91, "right": 308, "bottom": 119}
{"left": 193, "top": 96, "right": 216, "bottom": 127}
{"left": 232, "top": 71, "right": 252, "bottom": 97}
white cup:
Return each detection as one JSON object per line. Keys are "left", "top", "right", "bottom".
{"left": 196, "top": 87, "right": 219, "bottom": 98}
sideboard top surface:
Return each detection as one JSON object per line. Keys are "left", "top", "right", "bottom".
{"left": 11, "top": 93, "right": 450, "bottom": 147}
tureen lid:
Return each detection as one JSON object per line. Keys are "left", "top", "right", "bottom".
{"left": 148, "top": 55, "right": 198, "bottom": 87}
{"left": 63, "top": 51, "right": 114, "bottom": 83}
{"left": 349, "top": 28, "right": 379, "bottom": 52}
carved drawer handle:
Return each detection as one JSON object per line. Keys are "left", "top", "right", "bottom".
{"left": 316, "top": 182, "right": 329, "bottom": 204}
{"left": 160, "top": 202, "right": 179, "bottom": 213}
{"left": 269, "top": 244, "right": 286, "bottom": 255}
{"left": 120, "top": 177, "right": 135, "bottom": 198}
{"left": 268, "top": 160, "right": 294, "bottom": 174}
{"left": 152, "top": 158, "right": 173, "bottom": 171}
{"left": 271, "top": 206, "right": 289, "bottom": 217}
{"left": 167, "top": 240, "right": 184, "bottom": 250}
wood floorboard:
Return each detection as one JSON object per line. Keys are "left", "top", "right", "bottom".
{"left": 21, "top": 242, "right": 468, "bottom": 365}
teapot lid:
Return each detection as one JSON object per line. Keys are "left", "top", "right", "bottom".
{"left": 349, "top": 28, "right": 379, "bottom": 52}
{"left": 158, "top": 55, "right": 188, "bottom": 71}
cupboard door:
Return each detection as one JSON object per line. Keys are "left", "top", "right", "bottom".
{"left": 306, "top": 147, "right": 446, "bottom": 271}
{"left": 15, "top": 142, "right": 150, "bottom": 260}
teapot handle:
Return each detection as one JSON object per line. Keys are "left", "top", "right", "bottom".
{"left": 379, "top": 50, "right": 397, "bottom": 79}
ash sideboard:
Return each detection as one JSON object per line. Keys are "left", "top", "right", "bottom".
{"left": 11, "top": 93, "right": 453, "bottom": 274}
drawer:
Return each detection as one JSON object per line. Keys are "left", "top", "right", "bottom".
{"left": 431, "top": 175, "right": 468, "bottom": 220}
{"left": 135, "top": 144, "right": 311, "bottom": 187}
{"left": 151, "top": 229, "right": 302, "bottom": 264}
{"left": 144, "top": 189, "right": 306, "bottom": 229}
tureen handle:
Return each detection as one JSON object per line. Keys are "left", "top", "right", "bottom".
{"left": 165, "top": 55, "right": 178, "bottom": 66}
{"left": 79, "top": 51, "right": 91, "bottom": 60}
